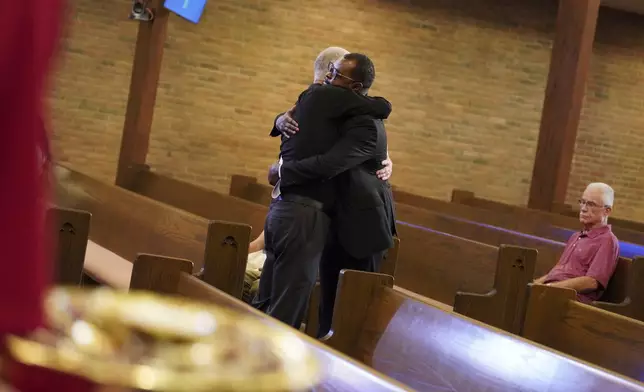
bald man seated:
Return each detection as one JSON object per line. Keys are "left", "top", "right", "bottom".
{"left": 533, "top": 183, "right": 620, "bottom": 303}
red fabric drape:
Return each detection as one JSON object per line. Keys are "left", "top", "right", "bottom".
{"left": 0, "top": 2, "right": 95, "bottom": 391}
{"left": 0, "top": 0, "right": 65, "bottom": 338}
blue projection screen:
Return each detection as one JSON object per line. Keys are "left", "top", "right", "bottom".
{"left": 164, "top": 0, "right": 207, "bottom": 23}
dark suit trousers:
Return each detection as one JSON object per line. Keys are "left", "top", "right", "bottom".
{"left": 317, "top": 232, "right": 386, "bottom": 338}
{"left": 252, "top": 198, "right": 329, "bottom": 329}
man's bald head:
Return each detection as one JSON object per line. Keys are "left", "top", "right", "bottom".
{"left": 313, "top": 46, "right": 349, "bottom": 83}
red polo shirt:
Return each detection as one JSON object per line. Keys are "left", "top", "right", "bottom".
{"left": 545, "top": 225, "right": 619, "bottom": 303}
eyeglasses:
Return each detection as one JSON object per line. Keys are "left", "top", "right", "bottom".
{"left": 578, "top": 199, "right": 611, "bottom": 209}
{"left": 328, "top": 62, "right": 358, "bottom": 83}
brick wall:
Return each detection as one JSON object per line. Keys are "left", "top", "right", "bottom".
{"left": 51, "top": 0, "right": 644, "bottom": 221}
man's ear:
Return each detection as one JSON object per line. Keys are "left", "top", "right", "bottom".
{"left": 351, "top": 82, "right": 364, "bottom": 92}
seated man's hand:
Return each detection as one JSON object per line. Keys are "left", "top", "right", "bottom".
{"left": 276, "top": 105, "right": 299, "bottom": 138}
{"left": 377, "top": 157, "right": 393, "bottom": 181}
{"left": 268, "top": 162, "right": 280, "bottom": 186}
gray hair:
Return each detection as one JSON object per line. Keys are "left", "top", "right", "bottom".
{"left": 586, "top": 182, "right": 615, "bottom": 207}
{"left": 313, "top": 46, "right": 349, "bottom": 82}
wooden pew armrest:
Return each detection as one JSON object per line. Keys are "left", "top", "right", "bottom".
{"left": 455, "top": 289, "right": 497, "bottom": 299}
{"left": 453, "top": 289, "right": 498, "bottom": 324}
{"left": 592, "top": 297, "right": 631, "bottom": 310}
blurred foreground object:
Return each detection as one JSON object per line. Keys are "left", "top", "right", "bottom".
{"left": 7, "top": 287, "right": 322, "bottom": 391}
{"left": 0, "top": 0, "right": 65, "bottom": 335}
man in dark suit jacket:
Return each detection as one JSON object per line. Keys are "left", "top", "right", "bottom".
{"left": 252, "top": 62, "right": 392, "bottom": 329}
{"left": 270, "top": 53, "right": 397, "bottom": 337}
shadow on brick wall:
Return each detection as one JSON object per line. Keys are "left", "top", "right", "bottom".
{"left": 374, "top": 0, "right": 557, "bottom": 35}
{"left": 377, "top": 0, "right": 644, "bottom": 49}
{"left": 595, "top": 7, "right": 644, "bottom": 48}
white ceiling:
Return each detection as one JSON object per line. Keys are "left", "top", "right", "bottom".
{"left": 602, "top": 0, "right": 644, "bottom": 14}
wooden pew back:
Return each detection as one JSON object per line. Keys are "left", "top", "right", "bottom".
{"left": 594, "top": 258, "right": 644, "bottom": 322}
{"left": 327, "top": 270, "right": 644, "bottom": 391}
{"left": 601, "top": 256, "right": 631, "bottom": 303}
{"left": 396, "top": 203, "right": 563, "bottom": 276}
{"left": 131, "top": 169, "right": 266, "bottom": 238}
{"left": 395, "top": 223, "right": 498, "bottom": 305}
{"left": 55, "top": 166, "right": 251, "bottom": 298}
{"left": 454, "top": 245, "right": 536, "bottom": 334}
{"left": 304, "top": 237, "right": 400, "bottom": 338}
{"left": 522, "top": 284, "right": 644, "bottom": 382}
{"left": 56, "top": 165, "right": 208, "bottom": 270}
{"left": 392, "top": 188, "right": 548, "bottom": 232}
{"left": 49, "top": 207, "right": 90, "bottom": 285}
{"left": 229, "top": 174, "right": 274, "bottom": 207}
{"left": 452, "top": 189, "right": 644, "bottom": 246}
{"left": 128, "top": 254, "right": 193, "bottom": 294}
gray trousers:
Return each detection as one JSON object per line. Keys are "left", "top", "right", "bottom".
{"left": 252, "top": 199, "right": 329, "bottom": 329}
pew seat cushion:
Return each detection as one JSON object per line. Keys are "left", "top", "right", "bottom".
{"left": 83, "top": 241, "right": 132, "bottom": 290}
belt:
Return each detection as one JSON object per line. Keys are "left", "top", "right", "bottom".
{"left": 276, "top": 193, "right": 325, "bottom": 211}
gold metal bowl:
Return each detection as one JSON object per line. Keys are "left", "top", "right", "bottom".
{"left": 7, "top": 287, "right": 321, "bottom": 391}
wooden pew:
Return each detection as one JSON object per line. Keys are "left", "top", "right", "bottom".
{"left": 127, "top": 167, "right": 266, "bottom": 238}
{"left": 305, "top": 237, "right": 400, "bottom": 338}
{"left": 65, "top": 235, "right": 193, "bottom": 294}
{"left": 82, "top": 240, "right": 191, "bottom": 293}
{"left": 522, "top": 284, "right": 644, "bottom": 382}
{"left": 384, "top": 186, "right": 644, "bottom": 259}
{"left": 395, "top": 204, "right": 633, "bottom": 309}
{"left": 453, "top": 245, "right": 536, "bottom": 334}
{"left": 164, "top": 269, "right": 414, "bottom": 391}
{"left": 54, "top": 165, "right": 251, "bottom": 298}
{"left": 451, "top": 189, "right": 644, "bottom": 246}
{"left": 324, "top": 269, "right": 644, "bottom": 390}
{"left": 49, "top": 206, "right": 90, "bottom": 285}
{"left": 395, "top": 204, "right": 563, "bottom": 275}
{"left": 127, "top": 253, "right": 194, "bottom": 293}
{"left": 229, "top": 173, "right": 273, "bottom": 207}
{"left": 592, "top": 257, "right": 644, "bottom": 322}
